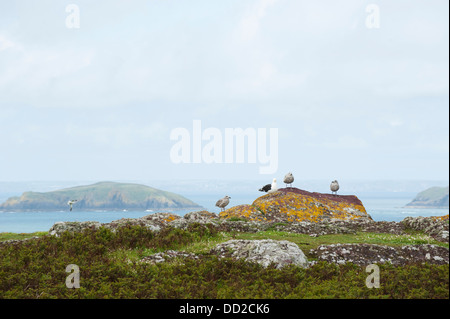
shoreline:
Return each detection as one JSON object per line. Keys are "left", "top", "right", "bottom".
{"left": 0, "top": 206, "right": 204, "bottom": 213}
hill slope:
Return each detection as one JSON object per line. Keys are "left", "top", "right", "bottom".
{"left": 405, "top": 186, "right": 449, "bottom": 208}
{"left": 0, "top": 181, "right": 202, "bottom": 211}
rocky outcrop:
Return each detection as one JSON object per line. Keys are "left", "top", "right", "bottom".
{"left": 140, "top": 239, "right": 309, "bottom": 269}
{"left": 169, "top": 211, "right": 220, "bottom": 229}
{"left": 141, "top": 241, "right": 448, "bottom": 268}
{"left": 17, "top": 212, "right": 448, "bottom": 269}
{"left": 402, "top": 215, "right": 449, "bottom": 242}
{"left": 46, "top": 212, "right": 450, "bottom": 245}
{"left": 43, "top": 214, "right": 400, "bottom": 238}
{"left": 220, "top": 188, "right": 371, "bottom": 223}
{"left": 310, "top": 243, "right": 449, "bottom": 266}
{"left": 0, "top": 236, "right": 41, "bottom": 246}
{"left": 48, "top": 221, "right": 101, "bottom": 236}
{"left": 140, "top": 250, "right": 200, "bottom": 264}
{"left": 106, "top": 212, "right": 181, "bottom": 232}
{"left": 47, "top": 212, "right": 182, "bottom": 236}
{"left": 210, "top": 239, "right": 309, "bottom": 269}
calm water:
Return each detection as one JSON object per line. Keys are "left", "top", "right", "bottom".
{"left": 0, "top": 193, "right": 448, "bottom": 233}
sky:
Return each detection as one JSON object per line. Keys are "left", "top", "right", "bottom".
{"left": 0, "top": 0, "right": 448, "bottom": 183}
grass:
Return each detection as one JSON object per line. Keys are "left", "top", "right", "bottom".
{"left": 0, "top": 231, "right": 47, "bottom": 242}
{"left": 109, "top": 232, "right": 232, "bottom": 263}
{"left": 2, "top": 227, "right": 447, "bottom": 254}
{"left": 228, "top": 230, "right": 449, "bottom": 256}
{"left": 106, "top": 229, "right": 448, "bottom": 264}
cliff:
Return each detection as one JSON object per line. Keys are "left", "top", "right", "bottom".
{"left": 220, "top": 187, "right": 371, "bottom": 222}
{"left": 0, "top": 181, "right": 202, "bottom": 212}
{"left": 405, "top": 186, "right": 449, "bottom": 208}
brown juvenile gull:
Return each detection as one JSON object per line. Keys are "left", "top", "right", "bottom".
{"left": 283, "top": 172, "right": 294, "bottom": 188}
{"left": 215, "top": 196, "right": 231, "bottom": 212}
{"left": 330, "top": 180, "right": 339, "bottom": 195}
{"left": 68, "top": 199, "right": 78, "bottom": 212}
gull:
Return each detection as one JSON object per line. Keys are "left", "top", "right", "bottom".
{"left": 268, "top": 178, "right": 278, "bottom": 193}
{"left": 283, "top": 172, "right": 294, "bottom": 188}
{"left": 68, "top": 199, "right": 78, "bottom": 212}
{"left": 215, "top": 196, "right": 231, "bottom": 212}
{"left": 259, "top": 184, "right": 271, "bottom": 192}
{"left": 330, "top": 180, "right": 339, "bottom": 195}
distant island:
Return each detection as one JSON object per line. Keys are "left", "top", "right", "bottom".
{"left": 405, "top": 186, "right": 449, "bottom": 208}
{"left": 0, "top": 181, "right": 202, "bottom": 212}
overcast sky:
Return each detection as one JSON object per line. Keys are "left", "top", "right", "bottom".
{"left": 0, "top": 0, "right": 448, "bottom": 182}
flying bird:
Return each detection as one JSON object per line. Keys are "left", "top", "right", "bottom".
{"left": 215, "top": 196, "right": 231, "bottom": 212}
{"left": 67, "top": 200, "right": 78, "bottom": 212}
{"left": 284, "top": 172, "right": 294, "bottom": 188}
{"left": 330, "top": 180, "right": 339, "bottom": 195}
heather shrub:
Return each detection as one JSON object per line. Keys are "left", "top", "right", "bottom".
{"left": 0, "top": 225, "right": 448, "bottom": 299}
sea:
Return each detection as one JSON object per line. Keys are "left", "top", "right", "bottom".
{"left": 0, "top": 180, "right": 448, "bottom": 233}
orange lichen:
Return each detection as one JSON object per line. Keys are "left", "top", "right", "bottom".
{"left": 431, "top": 214, "right": 449, "bottom": 221}
{"left": 160, "top": 213, "right": 180, "bottom": 223}
{"left": 220, "top": 204, "right": 266, "bottom": 221}
{"left": 220, "top": 188, "right": 371, "bottom": 223}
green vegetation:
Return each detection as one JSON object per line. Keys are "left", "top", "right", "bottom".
{"left": 230, "top": 230, "right": 449, "bottom": 254}
{"left": 0, "top": 225, "right": 448, "bottom": 299}
{"left": 0, "top": 181, "right": 201, "bottom": 211}
{"left": 0, "top": 232, "right": 47, "bottom": 242}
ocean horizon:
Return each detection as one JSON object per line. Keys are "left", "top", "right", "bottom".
{"left": 0, "top": 180, "right": 448, "bottom": 233}
{"left": 0, "top": 191, "right": 448, "bottom": 233}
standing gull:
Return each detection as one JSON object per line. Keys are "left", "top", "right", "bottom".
{"left": 283, "top": 172, "right": 294, "bottom": 188}
{"left": 259, "top": 183, "right": 271, "bottom": 192}
{"left": 68, "top": 199, "right": 78, "bottom": 212}
{"left": 268, "top": 178, "right": 278, "bottom": 193}
{"left": 215, "top": 196, "right": 231, "bottom": 212}
{"left": 330, "top": 180, "right": 339, "bottom": 195}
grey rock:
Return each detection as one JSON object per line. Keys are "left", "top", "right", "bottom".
{"left": 48, "top": 221, "right": 101, "bottom": 237}
{"left": 48, "top": 212, "right": 181, "bottom": 236}
{"left": 140, "top": 250, "right": 199, "bottom": 264}
{"left": 402, "top": 216, "right": 449, "bottom": 242}
{"left": 0, "top": 236, "right": 40, "bottom": 246}
{"left": 310, "top": 243, "right": 449, "bottom": 266}
{"left": 210, "top": 239, "right": 308, "bottom": 269}
{"left": 169, "top": 211, "right": 220, "bottom": 229}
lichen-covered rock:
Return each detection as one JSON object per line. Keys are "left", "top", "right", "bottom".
{"left": 48, "top": 221, "right": 101, "bottom": 236}
{"left": 48, "top": 212, "right": 181, "bottom": 236}
{"left": 217, "top": 220, "right": 268, "bottom": 233}
{"left": 220, "top": 188, "right": 371, "bottom": 223}
{"left": 210, "top": 239, "right": 308, "bottom": 269}
{"left": 323, "top": 219, "right": 407, "bottom": 236}
{"left": 310, "top": 243, "right": 449, "bottom": 266}
{"left": 0, "top": 236, "right": 41, "bottom": 246}
{"left": 183, "top": 210, "right": 219, "bottom": 222}
{"left": 271, "top": 220, "right": 357, "bottom": 236}
{"left": 219, "top": 204, "right": 264, "bottom": 221}
{"left": 169, "top": 211, "right": 220, "bottom": 229}
{"left": 140, "top": 250, "right": 200, "bottom": 264}
{"left": 431, "top": 215, "right": 449, "bottom": 222}
{"left": 402, "top": 215, "right": 449, "bottom": 242}
{"left": 107, "top": 212, "right": 181, "bottom": 232}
